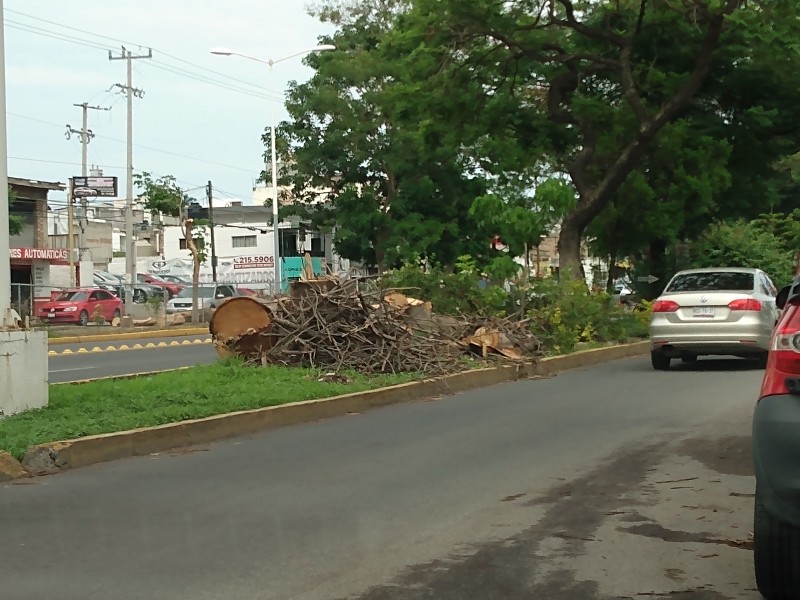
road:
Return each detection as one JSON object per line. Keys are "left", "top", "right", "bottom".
{"left": 2, "top": 356, "right": 762, "bottom": 599}
{"left": 48, "top": 334, "right": 216, "bottom": 383}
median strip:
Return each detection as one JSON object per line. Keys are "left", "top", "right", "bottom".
{"left": 1, "top": 340, "right": 649, "bottom": 480}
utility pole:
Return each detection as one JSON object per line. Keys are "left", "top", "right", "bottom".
{"left": 109, "top": 46, "right": 152, "bottom": 314}
{"left": 207, "top": 181, "right": 217, "bottom": 283}
{"left": 66, "top": 102, "right": 110, "bottom": 266}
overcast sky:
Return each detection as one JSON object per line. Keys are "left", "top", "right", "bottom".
{"left": 4, "top": 0, "right": 335, "bottom": 213}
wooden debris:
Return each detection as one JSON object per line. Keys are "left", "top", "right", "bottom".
{"left": 209, "top": 281, "right": 541, "bottom": 375}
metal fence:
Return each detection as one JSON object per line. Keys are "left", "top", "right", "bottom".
{"left": 9, "top": 281, "right": 283, "bottom": 327}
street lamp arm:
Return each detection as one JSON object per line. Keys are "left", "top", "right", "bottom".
{"left": 209, "top": 47, "right": 269, "bottom": 65}
{"left": 270, "top": 45, "right": 336, "bottom": 65}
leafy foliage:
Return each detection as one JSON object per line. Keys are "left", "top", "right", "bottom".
{"left": 8, "top": 187, "right": 22, "bottom": 236}
{"left": 378, "top": 260, "right": 509, "bottom": 317}
{"left": 690, "top": 219, "right": 795, "bottom": 288}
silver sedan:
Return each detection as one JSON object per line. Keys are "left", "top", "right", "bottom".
{"left": 649, "top": 267, "right": 780, "bottom": 370}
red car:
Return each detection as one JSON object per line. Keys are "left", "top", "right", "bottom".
{"left": 137, "top": 272, "right": 184, "bottom": 298}
{"left": 37, "top": 288, "right": 122, "bottom": 326}
{"left": 753, "top": 275, "right": 800, "bottom": 598}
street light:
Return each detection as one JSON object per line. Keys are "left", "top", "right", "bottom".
{"left": 211, "top": 44, "right": 336, "bottom": 296}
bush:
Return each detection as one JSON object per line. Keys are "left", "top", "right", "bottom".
{"left": 377, "top": 258, "right": 509, "bottom": 316}
{"left": 377, "top": 257, "right": 648, "bottom": 355}
{"left": 691, "top": 219, "right": 795, "bottom": 288}
{"left": 527, "top": 278, "right": 648, "bottom": 354}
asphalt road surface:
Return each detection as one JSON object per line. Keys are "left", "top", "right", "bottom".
{"left": 2, "top": 356, "right": 763, "bottom": 600}
{"left": 48, "top": 335, "right": 216, "bottom": 383}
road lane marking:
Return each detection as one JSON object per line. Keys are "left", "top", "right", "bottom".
{"left": 50, "top": 367, "right": 97, "bottom": 373}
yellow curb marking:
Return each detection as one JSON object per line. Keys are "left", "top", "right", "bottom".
{"left": 49, "top": 337, "right": 211, "bottom": 356}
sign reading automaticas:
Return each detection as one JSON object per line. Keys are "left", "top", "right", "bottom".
{"left": 10, "top": 247, "right": 69, "bottom": 261}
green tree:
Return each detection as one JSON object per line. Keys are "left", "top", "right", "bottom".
{"left": 134, "top": 172, "right": 206, "bottom": 322}
{"left": 587, "top": 120, "right": 732, "bottom": 293}
{"left": 398, "top": 0, "right": 800, "bottom": 278}
{"left": 470, "top": 177, "right": 575, "bottom": 279}
{"left": 276, "top": 0, "right": 488, "bottom": 272}
{"left": 8, "top": 187, "right": 22, "bottom": 236}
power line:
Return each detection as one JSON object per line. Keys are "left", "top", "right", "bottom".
{"left": 4, "top": 21, "right": 112, "bottom": 52}
{"left": 8, "top": 111, "right": 258, "bottom": 174}
{"left": 3, "top": 13, "right": 285, "bottom": 102}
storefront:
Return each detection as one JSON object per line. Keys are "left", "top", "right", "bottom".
{"left": 9, "top": 246, "right": 71, "bottom": 316}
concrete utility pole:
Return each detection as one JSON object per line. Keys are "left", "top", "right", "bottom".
{"left": 109, "top": 46, "right": 152, "bottom": 314}
{"left": 207, "top": 181, "right": 218, "bottom": 283}
{"left": 0, "top": 0, "right": 10, "bottom": 325}
{"left": 66, "top": 102, "right": 110, "bottom": 264}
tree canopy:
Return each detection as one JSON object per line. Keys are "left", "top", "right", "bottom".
{"left": 274, "top": 0, "right": 800, "bottom": 279}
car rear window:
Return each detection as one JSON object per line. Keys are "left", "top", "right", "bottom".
{"left": 55, "top": 291, "right": 89, "bottom": 302}
{"left": 665, "top": 272, "right": 754, "bottom": 293}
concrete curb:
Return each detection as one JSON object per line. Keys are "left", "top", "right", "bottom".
{"left": 16, "top": 340, "right": 649, "bottom": 478}
{"left": 47, "top": 327, "right": 209, "bottom": 346}
{"left": 51, "top": 367, "right": 193, "bottom": 386}
{"left": 47, "top": 338, "right": 211, "bottom": 357}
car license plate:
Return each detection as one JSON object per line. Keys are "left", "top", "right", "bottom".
{"left": 693, "top": 307, "right": 715, "bottom": 317}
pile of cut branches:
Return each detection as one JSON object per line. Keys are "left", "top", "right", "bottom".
{"left": 210, "top": 282, "right": 542, "bottom": 375}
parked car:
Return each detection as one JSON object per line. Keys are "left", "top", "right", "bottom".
{"left": 649, "top": 267, "right": 780, "bottom": 369}
{"left": 753, "top": 275, "right": 800, "bottom": 598}
{"left": 165, "top": 283, "right": 238, "bottom": 314}
{"left": 158, "top": 274, "right": 192, "bottom": 285}
{"left": 36, "top": 288, "right": 122, "bottom": 325}
{"left": 137, "top": 272, "right": 183, "bottom": 298}
{"left": 93, "top": 271, "right": 163, "bottom": 304}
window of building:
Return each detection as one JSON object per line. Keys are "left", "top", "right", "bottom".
{"left": 232, "top": 235, "right": 257, "bottom": 248}
{"left": 279, "top": 230, "right": 299, "bottom": 257}
{"left": 179, "top": 238, "right": 187, "bottom": 250}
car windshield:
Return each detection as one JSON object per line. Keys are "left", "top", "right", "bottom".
{"left": 55, "top": 291, "right": 89, "bottom": 302}
{"left": 666, "top": 271, "right": 754, "bottom": 293}
{"left": 176, "top": 286, "right": 215, "bottom": 298}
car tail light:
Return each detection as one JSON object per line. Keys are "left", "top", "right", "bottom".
{"left": 761, "top": 303, "right": 800, "bottom": 397}
{"left": 652, "top": 300, "right": 679, "bottom": 313}
{"left": 728, "top": 298, "right": 762, "bottom": 311}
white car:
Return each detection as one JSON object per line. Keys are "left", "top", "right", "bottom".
{"left": 166, "top": 284, "right": 238, "bottom": 314}
{"left": 649, "top": 267, "right": 780, "bottom": 369}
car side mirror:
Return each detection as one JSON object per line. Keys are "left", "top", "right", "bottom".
{"left": 776, "top": 286, "right": 790, "bottom": 310}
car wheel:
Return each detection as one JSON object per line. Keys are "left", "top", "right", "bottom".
{"left": 78, "top": 310, "right": 89, "bottom": 326}
{"left": 754, "top": 489, "right": 800, "bottom": 599}
{"left": 681, "top": 354, "right": 698, "bottom": 364}
{"left": 111, "top": 309, "right": 121, "bottom": 323}
{"left": 651, "top": 350, "right": 671, "bottom": 371}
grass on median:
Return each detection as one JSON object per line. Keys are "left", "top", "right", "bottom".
{"left": 0, "top": 361, "right": 418, "bottom": 460}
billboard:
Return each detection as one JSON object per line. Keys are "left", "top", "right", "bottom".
{"left": 71, "top": 176, "right": 118, "bottom": 198}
